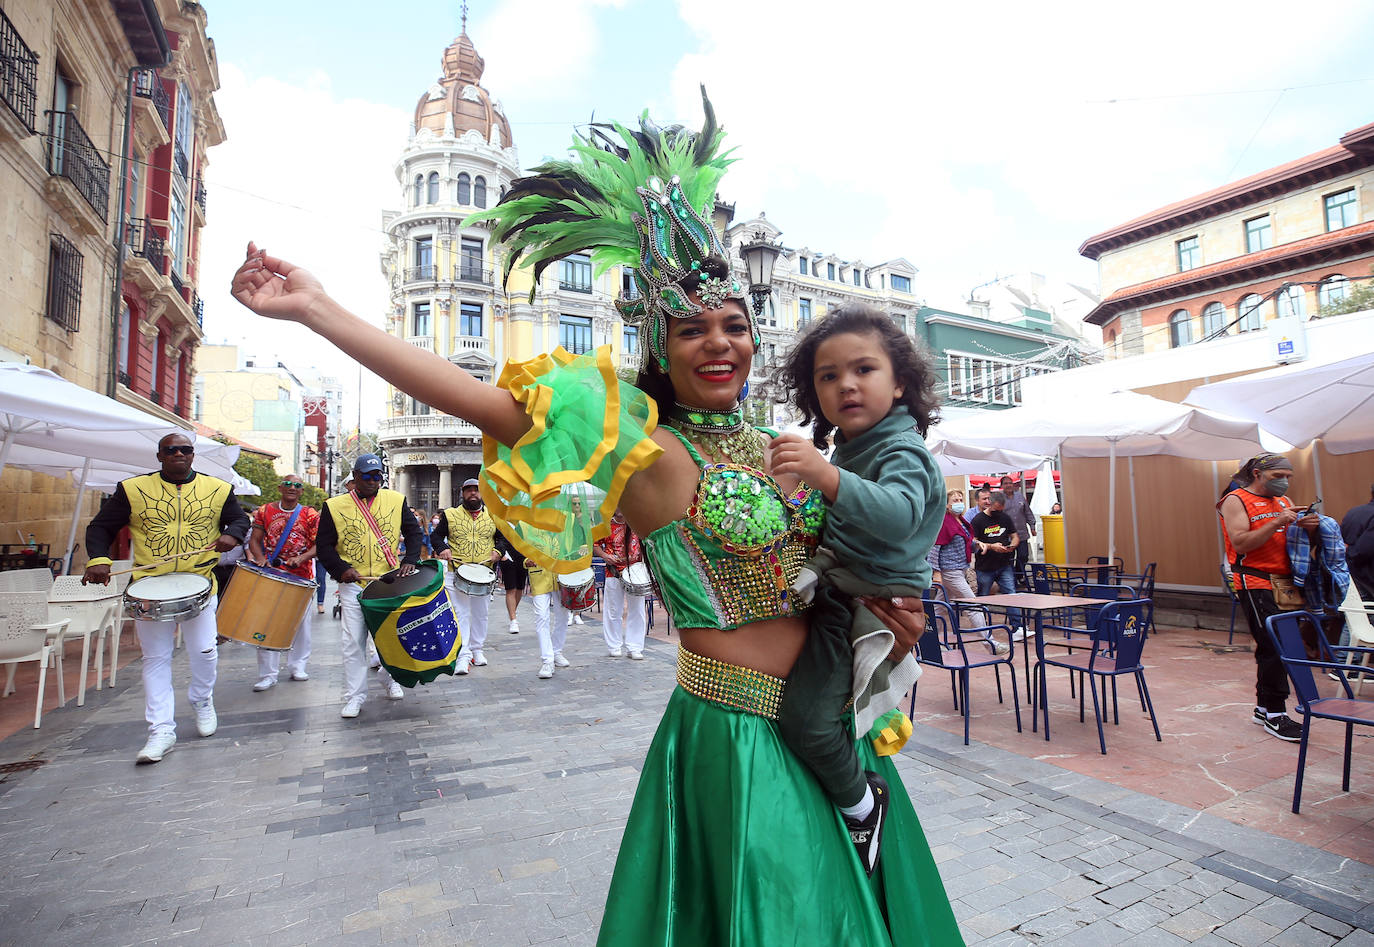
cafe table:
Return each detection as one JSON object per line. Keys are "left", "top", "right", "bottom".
{"left": 957, "top": 592, "right": 1118, "bottom": 740}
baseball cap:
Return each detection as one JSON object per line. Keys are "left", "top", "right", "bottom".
{"left": 462, "top": 478, "right": 481, "bottom": 489}
{"left": 354, "top": 453, "right": 384, "bottom": 475}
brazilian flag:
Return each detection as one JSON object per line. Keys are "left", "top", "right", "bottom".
{"left": 359, "top": 561, "right": 462, "bottom": 686}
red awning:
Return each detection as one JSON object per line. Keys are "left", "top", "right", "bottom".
{"left": 967, "top": 469, "right": 1061, "bottom": 489}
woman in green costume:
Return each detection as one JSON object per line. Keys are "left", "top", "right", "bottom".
{"left": 231, "top": 90, "right": 963, "bottom": 947}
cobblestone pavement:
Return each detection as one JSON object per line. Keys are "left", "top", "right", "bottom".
{"left": 0, "top": 595, "right": 1371, "bottom": 946}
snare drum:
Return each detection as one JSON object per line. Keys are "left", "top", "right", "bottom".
{"left": 454, "top": 563, "right": 496, "bottom": 596}
{"left": 557, "top": 568, "right": 597, "bottom": 612}
{"left": 620, "top": 562, "right": 654, "bottom": 597}
{"left": 217, "top": 562, "right": 315, "bottom": 650}
{"left": 124, "top": 573, "right": 213, "bottom": 623}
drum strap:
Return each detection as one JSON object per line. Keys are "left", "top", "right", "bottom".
{"left": 269, "top": 504, "right": 304, "bottom": 563}
{"left": 350, "top": 490, "right": 399, "bottom": 569}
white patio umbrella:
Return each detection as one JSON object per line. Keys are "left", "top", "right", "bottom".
{"left": 935, "top": 391, "right": 1275, "bottom": 563}
{"left": 924, "top": 428, "right": 1049, "bottom": 477}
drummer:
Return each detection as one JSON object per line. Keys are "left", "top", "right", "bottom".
{"left": 432, "top": 478, "right": 501, "bottom": 675}
{"left": 594, "top": 510, "right": 648, "bottom": 660}
{"left": 245, "top": 473, "right": 319, "bottom": 691}
{"left": 527, "top": 558, "right": 571, "bottom": 679}
{"left": 82, "top": 432, "right": 250, "bottom": 764}
{"left": 317, "top": 454, "right": 423, "bottom": 718}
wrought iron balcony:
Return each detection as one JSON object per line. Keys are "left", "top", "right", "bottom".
{"left": 124, "top": 217, "right": 165, "bottom": 275}
{"left": 194, "top": 179, "right": 207, "bottom": 216}
{"left": 170, "top": 269, "right": 184, "bottom": 295}
{"left": 0, "top": 9, "right": 38, "bottom": 132}
{"left": 193, "top": 293, "right": 204, "bottom": 328}
{"left": 45, "top": 110, "right": 110, "bottom": 221}
{"left": 118, "top": 371, "right": 132, "bottom": 388}
{"left": 404, "top": 265, "right": 436, "bottom": 284}
{"left": 174, "top": 143, "right": 189, "bottom": 179}
{"left": 149, "top": 389, "right": 162, "bottom": 406}
{"left": 455, "top": 264, "right": 493, "bottom": 286}
{"left": 133, "top": 69, "right": 170, "bottom": 130}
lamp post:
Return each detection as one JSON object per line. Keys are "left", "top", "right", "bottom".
{"left": 739, "top": 230, "right": 783, "bottom": 318}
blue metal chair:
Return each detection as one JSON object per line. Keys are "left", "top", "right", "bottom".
{"left": 1220, "top": 565, "right": 1241, "bottom": 645}
{"left": 1034, "top": 600, "right": 1161, "bottom": 754}
{"left": 1263, "top": 611, "right": 1374, "bottom": 813}
{"left": 912, "top": 598, "right": 1021, "bottom": 746}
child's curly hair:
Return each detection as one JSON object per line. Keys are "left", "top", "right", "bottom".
{"left": 773, "top": 303, "right": 941, "bottom": 448}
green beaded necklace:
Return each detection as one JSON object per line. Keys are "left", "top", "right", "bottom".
{"left": 666, "top": 401, "right": 765, "bottom": 469}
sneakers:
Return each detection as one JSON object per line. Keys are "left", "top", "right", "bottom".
{"left": 846, "top": 772, "right": 890, "bottom": 877}
{"left": 607, "top": 647, "right": 624, "bottom": 658}
{"left": 386, "top": 682, "right": 405, "bottom": 700}
{"left": 456, "top": 656, "right": 471, "bottom": 675}
{"left": 135, "top": 731, "right": 176, "bottom": 764}
{"left": 340, "top": 697, "right": 363, "bottom": 718}
{"left": 472, "top": 650, "right": 488, "bottom": 667}
{"left": 289, "top": 670, "right": 309, "bottom": 682}
{"left": 1262, "top": 713, "right": 1303, "bottom": 743}
{"left": 628, "top": 651, "right": 644, "bottom": 661}
{"left": 1011, "top": 627, "right": 1028, "bottom": 642}
{"left": 316, "top": 603, "right": 325, "bottom": 614}
{"left": 192, "top": 699, "right": 217, "bottom": 737}
{"left": 538, "top": 659, "right": 555, "bottom": 679}
{"left": 509, "top": 620, "right": 520, "bottom": 635}
{"left": 992, "top": 640, "right": 1011, "bottom": 656}
{"left": 253, "top": 676, "right": 277, "bottom": 692}
{"left": 553, "top": 652, "right": 570, "bottom": 668}
{"left": 571, "top": 614, "right": 585, "bottom": 625}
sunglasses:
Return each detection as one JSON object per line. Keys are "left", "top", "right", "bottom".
{"left": 162, "top": 445, "right": 195, "bottom": 456}
{"left": 357, "top": 471, "right": 384, "bottom": 482}
{"left": 279, "top": 481, "right": 304, "bottom": 489}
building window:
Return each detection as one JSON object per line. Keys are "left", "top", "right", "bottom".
{"left": 426, "top": 171, "right": 439, "bottom": 204}
{"left": 174, "top": 351, "right": 184, "bottom": 413}
{"left": 456, "top": 172, "right": 471, "bottom": 205}
{"left": 1244, "top": 215, "right": 1272, "bottom": 253}
{"left": 45, "top": 233, "right": 82, "bottom": 331}
{"left": 761, "top": 294, "right": 776, "bottom": 327}
{"left": 1318, "top": 274, "right": 1350, "bottom": 310}
{"left": 798, "top": 256, "right": 808, "bottom": 276}
{"left": 798, "top": 297, "right": 812, "bottom": 327}
{"left": 173, "top": 81, "right": 192, "bottom": 180}
{"left": 117, "top": 301, "right": 132, "bottom": 380}
{"left": 473, "top": 175, "right": 487, "bottom": 208}
{"left": 414, "top": 174, "right": 424, "bottom": 206}
{"left": 1236, "top": 293, "right": 1264, "bottom": 332}
{"left": 151, "top": 329, "right": 164, "bottom": 401}
{"left": 459, "top": 301, "right": 482, "bottom": 337}
{"left": 620, "top": 269, "right": 640, "bottom": 300}
{"left": 168, "top": 184, "right": 186, "bottom": 275}
{"left": 1201, "top": 301, "right": 1226, "bottom": 338}
{"left": 414, "top": 236, "right": 433, "bottom": 279}
{"left": 1276, "top": 283, "right": 1307, "bottom": 319}
{"left": 559, "top": 314, "right": 593, "bottom": 354}
{"left": 852, "top": 269, "right": 862, "bottom": 287}
{"left": 460, "top": 236, "right": 483, "bottom": 280}
{"left": 1176, "top": 236, "right": 1200, "bottom": 271}
{"left": 559, "top": 252, "right": 592, "bottom": 293}
{"left": 826, "top": 262, "right": 836, "bottom": 281}
{"left": 1168, "top": 309, "right": 1193, "bottom": 348}
{"left": 1325, "top": 188, "right": 1357, "bottom": 231}
{"left": 623, "top": 324, "right": 639, "bottom": 355}
{"left": 412, "top": 301, "right": 431, "bottom": 337}
{"left": 891, "top": 274, "right": 911, "bottom": 293}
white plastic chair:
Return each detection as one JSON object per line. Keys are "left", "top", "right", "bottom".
{"left": 0, "top": 567, "right": 55, "bottom": 593}
{"left": 1337, "top": 584, "right": 1374, "bottom": 697}
{"left": 106, "top": 560, "right": 133, "bottom": 686}
{"left": 0, "top": 589, "right": 69, "bottom": 728}
{"left": 48, "top": 577, "right": 121, "bottom": 705}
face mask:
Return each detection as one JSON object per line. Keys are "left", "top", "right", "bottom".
{"left": 1260, "top": 477, "right": 1290, "bottom": 498}
{"left": 951, "top": 503, "right": 966, "bottom": 514}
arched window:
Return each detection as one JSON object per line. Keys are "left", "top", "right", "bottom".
{"left": 473, "top": 175, "right": 487, "bottom": 208}
{"left": 1276, "top": 283, "right": 1307, "bottom": 319}
{"left": 1168, "top": 309, "right": 1193, "bottom": 348}
{"left": 1201, "top": 301, "right": 1226, "bottom": 338}
{"left": 457, "top": 172, "right": 471, "bottom": 205}
{"left": 1236, "top": 294, "right": 1264, "bottom": 332}
{"left": 413, "top": 174, "right": 424, "bottom": 207}
{"left": 426, "top": 171, "right": 439, "bottom": 204}
{"left": 1318, "top": 274, "right": 1350, "bottom": 311}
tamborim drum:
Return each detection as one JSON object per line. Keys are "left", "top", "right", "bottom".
{"left": 558, "top": 568, "right": 597, "bottom": 613}
{"left": 359, "top": 561, "right": 462, "bottom": 687}
{"left": 621, "top": 562, "right": 654, "bottom": 597}
{"left": 124, "top": 572, "right": 213, "bottom": 622}
{"left": 217, "top": 562, "right": 315, "bottom": 650}
{"left": 454, "top": 563, "right": 496, "bottom": 596}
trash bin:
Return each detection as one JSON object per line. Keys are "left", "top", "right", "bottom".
{"left": 1041, "top": 513, "right": 1065, "bottom": 564}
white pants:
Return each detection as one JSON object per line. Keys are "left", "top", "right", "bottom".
{"left": 531, "top": 592, "right": 569, "bottom": 662}
{"left": 447, "top": 568, "right": 490, "bottom": 659}
{"left": 257, "top": 605, "right": 313, "bottom": 680}
{"left": 136, "top": 606, "right": 219, "bottom": 736}
{"left": 602, "top": 576, "right": 647, "bottom": 654}
{"left": 339, "top": 583, "right": 395, "bottom": 703}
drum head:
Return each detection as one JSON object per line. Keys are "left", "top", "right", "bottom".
{"left": 624, "top": 563, "right": 650, "bottom": 585}
{"left": 360, "top": 562, "right": 440, "bottom": 601}
{"left": 457, "top": 563, "right": 495, "bottom": 583}
{"left": 237, "top": 561, "right": 315, "bottom": 587}
{"left": 559, "top": 568, "right": 595, "bottom": 588}
{"left": 127, "top": 572, "right": 212, "bottom": 597}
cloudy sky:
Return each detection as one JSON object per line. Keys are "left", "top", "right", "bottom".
{"left": 198, "top": 0, "right": 1374, "bottom": 427}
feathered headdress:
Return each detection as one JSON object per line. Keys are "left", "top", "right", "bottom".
{"left": 469, "top": 86, "right": 753, "bottom": 373}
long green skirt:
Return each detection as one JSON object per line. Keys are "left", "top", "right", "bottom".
{"left": 596, "top": 687, "right": 965, "bottom": 946}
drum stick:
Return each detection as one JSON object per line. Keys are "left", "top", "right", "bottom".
{"left": 109, "top": 546, "right": 217, "bottom": 576}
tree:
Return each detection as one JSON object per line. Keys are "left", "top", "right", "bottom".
{"left": 1316, "top": 275, "right": 1374, "bottom": 318}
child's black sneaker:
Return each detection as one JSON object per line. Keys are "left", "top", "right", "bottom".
{"left": 845, "top": 772, "right": 890, "bottom": 877}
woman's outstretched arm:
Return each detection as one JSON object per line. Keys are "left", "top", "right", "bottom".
{"left": 231, "top": 241, "right": 531, "bottom": 446}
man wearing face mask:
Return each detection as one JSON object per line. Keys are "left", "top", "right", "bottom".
{"left": 433, "top": 478, "right": 502, "bottom": 674}
{"left": 1219, "top": 452, "right": 1321, "bottom": 742}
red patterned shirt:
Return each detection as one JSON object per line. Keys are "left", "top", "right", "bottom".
{"left": 252, "top": 502, "right": 320, "bottom": 579}
{"left": 594, "top": 521, "right": 642, "bottom": 578}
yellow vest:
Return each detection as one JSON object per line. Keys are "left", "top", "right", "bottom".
{"left": 325, "top": 489, "right": 406, "bottom": 582}
{"left": 527, "top": 561, "right": 556, "bottom": 596}
{"left": 124, "top": 472, "right": 232, "bottom": 584}
{"left": 443, "top": 507, "right": 496, "bottom": 567}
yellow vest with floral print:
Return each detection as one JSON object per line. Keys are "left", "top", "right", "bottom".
{"left": 325, "top": 489, "right": 405, "bottom": 583}
{"left": 442, "top": 507, "right": 496, "bottom": 567}
{"left": 124, "top": 472, "right": 232, "bottom": 583}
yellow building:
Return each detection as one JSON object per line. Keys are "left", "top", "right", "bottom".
{"left": 195, "top": 344, "right": 308, "bottom": 477}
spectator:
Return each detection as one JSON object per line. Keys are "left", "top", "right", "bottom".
{"left": 963, "top": 486, "right": 991, "bottom": 525}
{"left": 1050, "top": 502, "right": 1062, "bottom": 515}
{"left": 1342, "top": 484, "right": 1374, "bottom": 602}
{"left": 971, "top": 490, "right": 1024, "bottom": 639}
{"left": 999, "top": 475, "right": 1037, "bottom": 578}
{"left": 929, "top": 489, "right": 1008, "bottom": 654}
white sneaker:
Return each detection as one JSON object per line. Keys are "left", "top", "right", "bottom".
{"left": 628, "top": 651, "right": 644, "bottom": 660}
{"left": 253, "top": 676, "right": 277, "bottom": 692}
{"left": 992, "top": 641, "right": 1011, "bottom": 656}
{"left": 289, "top": 670, "right": 309, "bottom": 682}
{"left": 386, "top": 682, "right": 405, "bottom": 700}
{"left": 509, "top": 620, "right": 520, "bottom": 635}
{"left": 571, "top": 614, "right": 585, "bottom": 625}
{"left": 135, "top": 731, "right": 176, "bottom": 764}
{"left": 340, "top": 698, "right": 363, "bottom": 718}
{"left": 192, "top": 699, "right": 217, "bottom": 737}
{"left": 538, "top": 660, "right": 555, "bottom": 679}
{"left": 456, "top": 656, "right": 471, "bottom": 675}
{"left": 472, "top": 650, "right": 488, "bottom": 667}
{"left": 607, "top": 647, "right": 624, "bottom": 658}
{"left": 553, "top": 652, "right": 570, "bottom": 668}
{"left": 1012, "top": 627, "right": 1028, "bottom": 642}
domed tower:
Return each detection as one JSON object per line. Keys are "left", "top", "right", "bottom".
{"left": 377, "top": 28, "right": 523, "bottom": 511}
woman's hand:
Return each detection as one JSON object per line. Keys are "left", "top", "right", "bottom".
{"left": 863, "top": 596, "right": 927, "bottom": 661}
{"left": 230, "top": 241, "right": 327, "bottom": 325}
{"left": 767, "top": 434, "right": 839, "bottom": 500}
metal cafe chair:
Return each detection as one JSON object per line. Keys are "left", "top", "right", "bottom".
{"left": 912, "top": 598, "right": 1021, "bottom": 746}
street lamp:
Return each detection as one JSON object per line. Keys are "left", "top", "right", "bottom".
{"left": 739, "top": 230, "right": 783, "bottom": 318}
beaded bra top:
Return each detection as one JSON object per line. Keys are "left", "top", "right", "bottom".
{"left": 640, "top": 427, "right": 826, "bottom": 632}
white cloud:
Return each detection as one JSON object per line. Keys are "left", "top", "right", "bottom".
{"left": 474, "top": 0, "right": 629, "bottom": 104}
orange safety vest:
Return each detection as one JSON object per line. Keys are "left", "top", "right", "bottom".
{"left": 1218, "top": 488, "right": 1294, "bottom": 591}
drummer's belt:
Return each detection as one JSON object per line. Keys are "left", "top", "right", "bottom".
{"left": 675, "top": 645, "right": 785, "bottom": 720}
